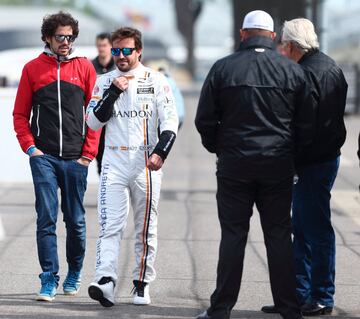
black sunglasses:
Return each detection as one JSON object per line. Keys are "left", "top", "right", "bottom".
{"left": 54, "top": 34, "right": 77, "bottom": 43}
{"left": 111, "top": 47, "right": 136, "bottom": 56}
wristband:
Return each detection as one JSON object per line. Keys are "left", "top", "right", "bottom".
{"left": 26, "top": 146, "right": 37, "bottom": 156}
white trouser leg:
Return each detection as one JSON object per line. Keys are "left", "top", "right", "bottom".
{"left": 131, "top": 168, "right": 162, "bottom": 283}
{"left": 95, "top": 165, "right": 130, "bottom": 285}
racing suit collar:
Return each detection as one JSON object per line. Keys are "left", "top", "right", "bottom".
{"left": 116, "top": 63, "right": 146, "bottom": 77}
{"left": 238, "top": 36, "right": 275, "bottom": 51}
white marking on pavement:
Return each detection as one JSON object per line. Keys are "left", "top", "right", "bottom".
{"left": 0, "top": 216, "right": 5, "bottom": 241}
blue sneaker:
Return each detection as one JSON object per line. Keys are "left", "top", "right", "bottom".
{"left": 63, "top": 270, "right": 81, "bottom": 295}
{"left": 36, "top": 272, "right": 57, "bottom": 302}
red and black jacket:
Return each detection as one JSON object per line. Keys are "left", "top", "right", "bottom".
{"left": 13, "top": 51, "right": 99, "bottom": 160}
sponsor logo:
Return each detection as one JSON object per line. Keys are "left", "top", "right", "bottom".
{"left": 88, "top": 100, "right": 97, "bottom": 109}
{"left": 112, "top": 110, "right": 153, "bottom": 118}
{"left": 107, "top": 145, "right": 153, "bottom": 151}
{"left": 137, "top": 87, "right": 154, "bottom": 94}
{"left": 96, "top": 163, "right": 110, "bottom": 268}
{"left": 136, "top": 95, "right": 154, "bottom": 103}
{"left": 93, "top": 85, "right": 100, "bottom": 94}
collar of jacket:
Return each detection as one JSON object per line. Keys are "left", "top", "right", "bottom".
{"left": 238, "top": 36, "right": 275, "bottom": 51}
{"left": 43, "top": 45, "right": 81, "bottom": 62}
{"left": 95, "top": 55, "right": 115, "bottom": 69}
{"left": 298, "top": 48, "right": 319, "bottom": 64}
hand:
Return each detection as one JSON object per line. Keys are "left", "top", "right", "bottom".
{"left": 77, "top": 157, "right": 90, "bottom": 167}
{"left": 112, "top": 76, "right": 129, "bottom": 91}
{"left": 30, "top": 149, "right": 44, "bottom": 157}
{"left": 147, "top": 154, "right": 163, "bottom": 171}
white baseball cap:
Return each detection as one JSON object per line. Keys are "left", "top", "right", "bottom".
{"left": 242, "top": 10, "right": 274, "bottom": 32}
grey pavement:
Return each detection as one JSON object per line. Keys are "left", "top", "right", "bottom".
{"left": 0, "top": 93, "right": 359, "bottom": 319}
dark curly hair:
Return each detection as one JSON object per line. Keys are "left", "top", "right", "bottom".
{"left": 41, "top": 11, "right": 79, "bottom": 44}
{"left": 111, "top": 27, "right": 142, "bottom": 51}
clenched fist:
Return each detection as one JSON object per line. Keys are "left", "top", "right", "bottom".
{"left": 112, "top": 76, "right": 129, "bottom": 91}
{"left": 147, "top": 154, "right": 163, "bottom": 171}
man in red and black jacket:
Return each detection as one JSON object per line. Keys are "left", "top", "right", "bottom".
{"left": 13, "top": 11, "right": 98, "bottom": 302}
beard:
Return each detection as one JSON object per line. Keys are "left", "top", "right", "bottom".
{"left": 53, "top": 44, "right": 70, "bottom": 56}
{"left": 116, "top": 57, "right": 139, "bottom": 72}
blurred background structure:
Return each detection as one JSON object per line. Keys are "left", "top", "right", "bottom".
{"left": 0, "top": 0, "right": 357, "bottom": 88}
{"left": 0, "top": 0, "right": 360, "bottom": 182}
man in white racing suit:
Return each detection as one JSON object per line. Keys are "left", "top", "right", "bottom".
{"left": 86, "top": 27, "right": 178, "bottom": 307}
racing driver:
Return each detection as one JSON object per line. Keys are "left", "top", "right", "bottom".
{"left": 86, "top": 27, "right": 178, "bottom": 307}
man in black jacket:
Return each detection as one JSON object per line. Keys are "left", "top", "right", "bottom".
{"left": 195, "top": 10, "right": 316, "bottom": 319}
{"left": 262, "top": 18, "right": 347, "bottom": 317}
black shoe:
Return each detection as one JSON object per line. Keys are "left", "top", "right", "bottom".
{"left": 261, "top": 305, "right": 279, "bottom": 313}
{"left": 301, "top": 303, "right": 333, "bottom": 316}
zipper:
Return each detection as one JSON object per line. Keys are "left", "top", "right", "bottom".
{"left": 57, "top": 62, "right": 63, "bottom": 157}
{"left": 36, "top": 104, "right": 40, "bottom": 137}
{"left": 82, "top": 106, "right": 85, "bottom": 137}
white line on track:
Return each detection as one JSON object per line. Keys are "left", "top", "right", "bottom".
{"left": 0, "top": 216, "right": 5, "bottom": 241}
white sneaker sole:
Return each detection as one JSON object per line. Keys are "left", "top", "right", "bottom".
{"left": 133, "top": 296, "right": 151, "bottom": 305}
{"left": 63, "top": 288, "right": 80, "bottom": 296}
{"left": 36, "top": 294, "right": 56, "bottom": 302}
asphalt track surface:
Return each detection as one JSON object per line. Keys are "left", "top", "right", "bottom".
{"left": 0, "top": 93, "right": 359, "bottom": 318}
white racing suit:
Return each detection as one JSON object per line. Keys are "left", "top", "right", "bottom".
{"left": 86, "top": 63, "right": 178, "bottom": 285}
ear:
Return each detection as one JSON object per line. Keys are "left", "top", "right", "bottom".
{"left": 137, "top": 48, "right": 143, "bottom": 61}
{"left": 270, "top": 32, "right": 277, "bottom": 40}
{"left": 240, "top": 29, "right": 245, "bottom": 41}
{"left": 45, "top": 36, "right": 51, "bottom": 45}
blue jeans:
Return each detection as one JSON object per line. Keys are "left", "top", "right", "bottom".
{"left": 30, "top": 154, "right": 88, "bottom": 282}
{"left": 292, "top": 156, "right": 340, "bottom": 307}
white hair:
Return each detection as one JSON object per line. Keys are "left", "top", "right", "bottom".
{"left": 282, "top": 18, "right": 319, "bottom": 52}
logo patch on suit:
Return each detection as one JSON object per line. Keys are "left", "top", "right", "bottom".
{"left": 137, "top": 87, "right": 154, "bottom": 94}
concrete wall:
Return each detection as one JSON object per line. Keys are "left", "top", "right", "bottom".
{"left": 0, "top": 88, "right": 99, "bottom": 184}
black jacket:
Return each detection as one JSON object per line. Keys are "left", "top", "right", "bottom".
{"left": 195, "top": 36, "right": 317, "bottom": 179}
{"left": 297, "top": 49, "right": 347, "bottom": 166}
{"left": 91, "top": 56, "right": 116, "bottom": 75}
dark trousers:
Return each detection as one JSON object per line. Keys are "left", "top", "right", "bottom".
{"left": 292, "top": 156, "right": 339, "bottom": 307}
{"left": 208, "top": 175, "right": 301, "bottom": 319}
{"left": 30, "top": 154, "right": 88, "bottom": 281}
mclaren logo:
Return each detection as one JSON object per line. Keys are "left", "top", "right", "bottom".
{"left": 112, "top": 110, "right": 153, "bottom": 118}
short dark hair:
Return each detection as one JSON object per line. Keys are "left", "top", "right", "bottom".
{"left": 41, "top": 11, "right": 79, "bottom": 44}
{"left": 96, "top": 32, "right": 111, "bottom": 42}
{"left": 111, "top": 27, "right": 142, "bottom": 51}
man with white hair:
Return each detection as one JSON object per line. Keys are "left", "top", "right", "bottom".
{"left": 195, "top": 10, "right": 318, "bottom": 319}
{"left": 262, "top": 18, "right": 347, "bottom": 317}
